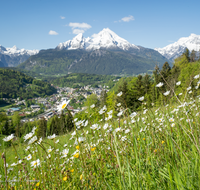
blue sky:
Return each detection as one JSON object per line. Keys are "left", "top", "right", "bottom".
{"left": 1, "top": 0, "right": 200, "bottom": 50}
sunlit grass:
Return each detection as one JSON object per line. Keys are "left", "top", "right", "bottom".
{"left": 1, "top": 81, "right": 200, "bottom": 189}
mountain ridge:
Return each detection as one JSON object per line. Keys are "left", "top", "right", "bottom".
{"left": 155, "top": 33, "right": 200, "bottom": 62}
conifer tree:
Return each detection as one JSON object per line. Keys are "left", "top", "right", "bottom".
{"left": 66, "top": 110, "right": 74, "bottom": 132}
{"left": 37, "top": 118, "right": 47, "bottom": 138}
{"left": 183, "top": 48, "right": 190, "bottom": 62}
{"left": 190, "top": 50, "right": 196, "bottom": 62}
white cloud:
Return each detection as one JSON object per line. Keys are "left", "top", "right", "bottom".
{"left": 117, "top": 15, "right": 134, "bottom": 23}
{"left": 91, "top": 33, "right": 98, "bottom": 38}
{"left": 68, "top": 22, "right": 92, "bottom": 35}
{"left": 60, "top": 16, "right": 65, "bottom": 19}
{"left": 49, "top": 30, "right": 58, "bottom": 35}
{"left": 69, "top": 22, "right": 92, "bottom": 29}
{"left": 73, "top": 29, "right": 85, "bottom": 34}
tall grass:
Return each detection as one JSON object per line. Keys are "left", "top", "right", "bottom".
{"left": 1, "top": 80, "right": 200, "bottom": 189}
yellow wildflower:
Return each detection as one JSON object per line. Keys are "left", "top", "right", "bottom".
{"left": 162, "top": 141, "right": 165, "bottom": 144}
{"left": 80, "top": 174, "right": 83, "bottom": 180}
{"left": 73, "top": 153, "right": 79, "bottom": 158}
{"left": 36, "top": 182, "right": 40, "bottom": 186}
{"left": 76, "top": 145, "right": 79, "bottom": 150}
{"left": 63, "top": 176, "right": 67, "bottom": 181}
{"left": 143, "top": 138, "right": 145, "bottom": 141}
{"left": 70, "top": 169, "right": 74, "bottom": 173}
{"left": 91, "top": 147, "right": 96, "bottom": 151}
{"left": 154, "top": 149, "right": 157, "bottom": 153}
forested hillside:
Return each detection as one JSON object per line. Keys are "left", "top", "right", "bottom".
{"left": 49, "top": 73, "right": 121, "bottom": 88}
{"left": 0, "top": 68, "right": 57, "bottom": 99}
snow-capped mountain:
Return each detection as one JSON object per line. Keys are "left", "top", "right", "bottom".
{"left": 155, "top": 33, "right": 200, "bottom": 62}
{"left": 0, "top": 45, "right": 39, "bottom": 67}
{"left": 0, "top": 45, "right": 38, "bottom": 57}
{"left": 57, "top": 28, "right": 139, "bottom": 51}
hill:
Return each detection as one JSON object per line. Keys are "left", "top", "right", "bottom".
{"left": 49, "top": 73, "right": 121, "bottom": 88}
{"left": 0, "top": 68, "right": 57, "bottom": 100}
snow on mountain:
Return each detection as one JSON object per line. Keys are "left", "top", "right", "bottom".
{"left": 0, "top": 45, "right": 39, "bottom": 57}
{"left": 0, "top": 45, "right": 39, "bottom": 67}
{"left": 155, "top": 33, "right": 200, "bottom": 62}
{"left": 57, "top": 28, "right": 139, "bottom": 51}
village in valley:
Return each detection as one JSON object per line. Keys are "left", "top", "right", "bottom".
{"left": 1, "top": 84, "right": 110, "bottom": 122}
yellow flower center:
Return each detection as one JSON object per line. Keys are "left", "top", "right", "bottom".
{"left": 62, "top": 104, "right": 67, "bottom": 109}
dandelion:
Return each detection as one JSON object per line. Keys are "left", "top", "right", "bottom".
{"left": 117, "top": 91, "right": 123, "bottom": 97}
{"left": 80, "top": 174, "right": 83, "bottom": 180}
{"left": 138, "top": 96, "right": 144, "bottom": 101}
{"left": 73, "top": 153, "right": 79, "bottom": 158}
{"left": 57, "top": 100, "right": 70, "bottom": 111}
{"left": 163, "top": 91, "right": 170, "bottom": 96}
{"left": 162, "top": 141, "right": 165, "bottom": 144}
{"left": 91, "top": 147, "right": 96, "bottom": 151}
{"left": 3, "top": 134, "right": 15, "bottom": 142}
{"left": 156, "top": 82, "right": 164, "bottom": 88}
{"left": 63, "top": 176, "right": 67, "bottom": 181}
{"left": 176, "top": 81, "right": 181, "bottom": 86}
{"left": 36, "top": 182, "right": 40, "bottom": 187}
{"left": 143, "top": 138, "right": 145, "bottom": 141}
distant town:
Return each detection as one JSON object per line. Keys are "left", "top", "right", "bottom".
{"left": 2, "top": 84, "right": 110, "bottom": 122}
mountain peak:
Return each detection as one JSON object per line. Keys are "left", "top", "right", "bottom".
{"left": 73, "top": 33, "right": 84, "bottom": 41}
{"left": 155, "top": 33, "right": 200, "bottom": 62}
{"left": 57, "top": 28, "right": 136, "bottom": 51}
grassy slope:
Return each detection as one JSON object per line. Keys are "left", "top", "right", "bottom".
{"left": 1, "top": 94, "right": 200, "bottom": 189}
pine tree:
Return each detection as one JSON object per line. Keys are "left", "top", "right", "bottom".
{"left": 66, "top": 110, "right": 74, "bottom": 132}
{"left": 37, "top": 118, "right": 47, "bottom": 138}
{"left": 100, "top": 90, "right": 107, "bottom": 108}
{"left": 183, "top": 48, "right": 190, "bottom": 62}
{"left": 116, "top": 80, "right": 128, "bottom": 109}
{"left": 190, "top": 50, "right": 196, "bottom": 62}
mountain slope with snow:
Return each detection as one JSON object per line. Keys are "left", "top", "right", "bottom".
{"left": 0, "top": 45, "right": 39, "bottom": 67}
{"left": 57, "top": 28, "right": 139, "bottom": 51}
{"left": 155, "top": 34, "right": 200, "bottom": 62}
